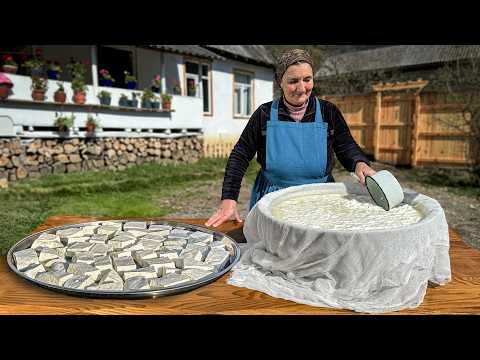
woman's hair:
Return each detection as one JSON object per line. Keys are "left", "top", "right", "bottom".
{"left": 275, "top": 49, "right": 314, "bottom": 85}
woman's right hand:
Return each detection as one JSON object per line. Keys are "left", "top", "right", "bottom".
{"left": 205, "top": 199, "right": 242, "bottom": 228}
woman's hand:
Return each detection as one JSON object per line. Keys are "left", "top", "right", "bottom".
{"left": 205, "top": 199, "right": 243, "bottom": 228}
{"left": 354, "top": 161, "right": 376, "bottom": 185}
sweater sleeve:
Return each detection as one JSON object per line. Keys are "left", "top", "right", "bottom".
{"left": 330, "top": 103, "right": 370, "bottom": 172}
{"left": 221, "top": 107, "right": 261, "bottom": 201}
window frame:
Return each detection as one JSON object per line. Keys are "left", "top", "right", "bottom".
{"left": 232, "top": 68, "right": 255, "bottom": 119}
{"left": 183, "top": 57, "right": 213, "bottom": 116}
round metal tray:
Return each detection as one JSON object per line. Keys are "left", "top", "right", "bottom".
{"left": 7, "top": 219, "right": 241, "bottom": 299}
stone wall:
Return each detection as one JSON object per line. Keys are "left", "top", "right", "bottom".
{"left": 0, "top": 136, "right": 203, "bottom": 186}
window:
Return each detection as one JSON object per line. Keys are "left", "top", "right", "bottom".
{"left": 185, "top": 60, "right": 212, "bottom": 114}
{"left": 97, "top": 46, "right": 134, "bottom": 89}
{"left": 234, "top": 70, "right": 253, "bottom": 117}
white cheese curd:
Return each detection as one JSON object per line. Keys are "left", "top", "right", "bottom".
{"left": 271, "top": 193, "right": 423, "bottom": 231}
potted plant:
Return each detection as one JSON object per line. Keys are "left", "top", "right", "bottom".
{"left": 46, "top": 60, "right": 62, "bottom": 80}
{"left": 54, "top": 82, "right": 67, "bottom": 103}
{"left": 22, "top": 48, "right": 45, "bottom": 76}
{"left": 130, "top": 92, "right": 140, "bottom": 108}
{"left": 141, "top": 88, "right": 155, "bottom": 109}
{"left": 31, "top": 76, "right": 48, "bottom": 101}
{"left": 151, "top": 74, "right": 161, "bottom": 93}
{"left": 0, "top": 73, "right": 14, "bottom": 100}
{"left": 1, "top": 55, "right": 18, "bottom": 74}
{"left": 71, "top": 78, "right": 88, "bottom": 104}
{"left": 99, "top": 69, "right": 115, "bottom": 87}
{"left": 124, "top": 71, "right": 137, "bottom": 89}
{"left": 151, "top": 94, "right": 160, "bottom": 109}
{"left": 187, "top": 78, "right": 196, "bottom": 96}
{"left": 54, "top": 114, "right": 75, "bottom": 134}
{"left": 67, "top": 59, "right": 88, "bottom": 104}
{"left": 161, "top": 93, "right": 172, "bottom": 110}
{"left": 85, "top": 115, "right": 99, "bottom": 135}
{"left": 119, "top": 93, "right": 129, "bottom": 107}
{"left": 97, "top": 90, "right": 111, "bottom": 105}
{"left": 172, "top": 80, "right": 182, "bottom": 95}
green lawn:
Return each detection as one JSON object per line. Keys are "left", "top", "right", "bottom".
{"left": 0, "top": 158, "right": 261, "bottom": 256}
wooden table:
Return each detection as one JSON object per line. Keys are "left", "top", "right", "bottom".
{"left": 1, "top": 215, "right": 480, "bottom": 315}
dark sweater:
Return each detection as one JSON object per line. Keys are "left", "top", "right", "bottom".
{"left": 221, "top": 93, "right": 370, "bottom": 201}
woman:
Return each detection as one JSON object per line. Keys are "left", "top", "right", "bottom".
{"left": 206, "top": 49, "right": 376, "bottom": 227}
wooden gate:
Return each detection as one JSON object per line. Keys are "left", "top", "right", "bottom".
{"left": 376, "top": 93, "right": 414, "bottom": 165}
{"left": 372, "top": 80, "right": 428, "bottom": 166}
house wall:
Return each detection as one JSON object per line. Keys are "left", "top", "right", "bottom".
{"left": 0, "top": 74, "right": 203, "bottom": 137}
{"left": 42, "top": 45, "right": 93, "bottom": 83}
{"left": 203, "top": 59, "right": 274, "bottom": 157}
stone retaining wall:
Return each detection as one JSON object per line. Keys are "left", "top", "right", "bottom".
{"left": 0, "top": 136, "right": 203, "bottom": 187}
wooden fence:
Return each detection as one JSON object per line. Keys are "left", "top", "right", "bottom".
{"left": 322, "top": 80, "right": 476, "bottom": 167}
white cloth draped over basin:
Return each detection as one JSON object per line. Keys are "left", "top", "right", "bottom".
{"left": 228, "top": 182, "right": 451, "bottom": 313}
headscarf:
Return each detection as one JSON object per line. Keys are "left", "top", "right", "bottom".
{"left": 275, "top": 49, "right": 314, "bottom": 86}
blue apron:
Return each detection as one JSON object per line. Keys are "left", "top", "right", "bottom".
{"left": 249, "top": 97, "right": 330, "bottom": 209}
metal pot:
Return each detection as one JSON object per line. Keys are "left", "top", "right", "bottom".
{"left": 351, "top": 170, "right": 404, "bottom": 211}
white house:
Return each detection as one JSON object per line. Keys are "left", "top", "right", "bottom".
{"left": 0, "top": 45, "right": 275, "bottom": 156}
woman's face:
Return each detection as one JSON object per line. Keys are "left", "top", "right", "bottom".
{"left": 280, "top": 63, "right": 314, "bottom": 106}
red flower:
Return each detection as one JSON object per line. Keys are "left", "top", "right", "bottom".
{"left": 35, "top": 48, "right": 43, "bottom": 57}
{"left": 83, "top": 60, "right": 91, "bottom": 66}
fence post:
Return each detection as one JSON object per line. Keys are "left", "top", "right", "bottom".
{"left": 373, "top": 91, "right": 382, "bottom": 161}
{"left": 411, "top": 92, "right": 421, "bottom": 167}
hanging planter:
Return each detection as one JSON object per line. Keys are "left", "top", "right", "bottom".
{"left": 127, "top": 81, "right": 137, "bottom": 89}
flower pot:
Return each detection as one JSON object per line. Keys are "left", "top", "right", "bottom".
{"left": 152, "top": 102, "right": 160, "bottom": 109}
{"left": 86, "top": 123, "right": 96, "bottom": 134}
{"left": 100, "top": 79, "right": 113, "bottom": 87}
{"left": 32, "top": 90, "right": 46, "bottom": 101}
{"left": 73, "top": 91, "right": 86, "bottom": 104}
{"left": 141, "top": 100, "right": 151, "bottom": 109}
{"left": 129, "top": 99, "right": 138, "bottom": 108}
{"left": 162, "top": 101, "right": 171, "bottom": 110}
{"left": 58, "top": 127, "right": 71, "bottom": 137}
{"left": 119, "top": 98, "right": 128, "bottom": 107}
{"left": 30, "top": 67, "right": 44, "bottom": 77}
{"left": 127, "top": 81, "right": 137, "bottom": 89}
{"left": 54, "top": 91, "right": 66, "bottom": 103}
{"left": 99, "top": 97, "right": 111, "bottom": 105}
{"left": 0, "top": 85, "right": 11, "bottom": 100}
{"left": 47, "top": 70, "right": 59, "bottom": 80}
{"left": 2, "top": 65, "right": 18, "bottom": 74}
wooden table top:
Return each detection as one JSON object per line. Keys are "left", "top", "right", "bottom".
{"left": 1, "top": 215, "right": 480, "bottom": 315}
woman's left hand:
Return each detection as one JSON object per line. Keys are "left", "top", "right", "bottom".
{"left": 354, "top": 162, "right": 376, "bottom": 185}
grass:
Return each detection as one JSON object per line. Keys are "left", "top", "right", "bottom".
{"left": 0, "top": 157, "right": 261, "bottom": 256}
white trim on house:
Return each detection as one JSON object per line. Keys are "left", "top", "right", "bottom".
{"left": 1, "top": 45, "right": 275, "bottom": 145}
